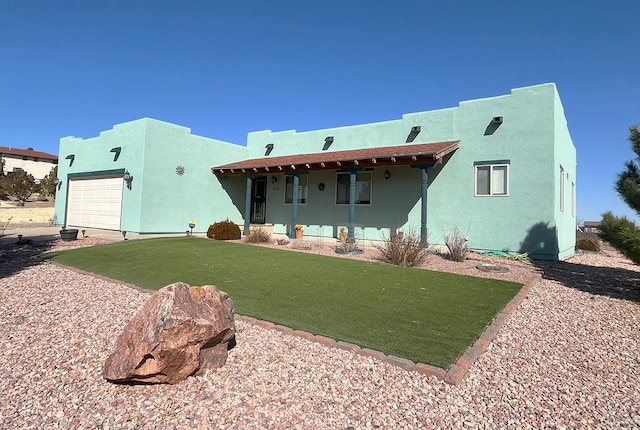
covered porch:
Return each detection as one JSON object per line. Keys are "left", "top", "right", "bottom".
{"left": 212, "top": 141, "right": 459, "bottom": 243}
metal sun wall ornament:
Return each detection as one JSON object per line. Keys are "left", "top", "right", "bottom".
{"left": 176, "top": 165, "right": 185, "bottom": 176}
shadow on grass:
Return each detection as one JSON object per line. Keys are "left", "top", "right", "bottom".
{"left": 535, "top": 257, "right": 640, "bottom": 303}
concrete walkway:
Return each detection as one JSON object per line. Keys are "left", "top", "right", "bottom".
{"left": 1, "top": 226, "right": 201, "bottom": 244}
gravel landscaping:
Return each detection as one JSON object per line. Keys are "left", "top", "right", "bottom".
{"left": 0, "top": 238, "right": 638, "bottom": 429}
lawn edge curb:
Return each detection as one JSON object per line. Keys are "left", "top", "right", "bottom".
{"left": 51, "top": 261, "right": 542, "bottom": 386}
{"left": 238, "top": 272, "right": 542, "bottom": 385}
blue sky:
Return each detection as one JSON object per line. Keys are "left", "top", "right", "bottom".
{"left": 1, "top": 1, "right": 638, "bottom": 222}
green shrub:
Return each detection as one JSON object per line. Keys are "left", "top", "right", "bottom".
{"left": 576, "top": 237, "right": 601, "bottom": 252}
{"left": 444, "top": 226, "right": 468, "bottom": 262}
{"left": 245, "top": 228, "right": 271, "bottom": 243}
{"left": 374, "top": 227, "right": 428, "bottom": 267}
{"left": 599, "top": 211, "right": 640, "bottom": 263}
{"left": 207, "top": 219, "right": 241, "bottom": 240}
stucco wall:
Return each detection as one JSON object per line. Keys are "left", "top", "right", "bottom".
{"left": 54, "top": 119, "right": 146, "bottom": 229}
{"left": 54, "top": 118, "right": 247, "bottom": 233}
{"left": 54, "top": 83, "right": 575, "bottom": 259}
{"left": 553, "top": 88, "right": 578, "bottom": 259}
{"left": 139, "top": 120, "right": 247, "bottom": 233}
{"left": 244, "top": 83, "right": 574, "bottom": 259}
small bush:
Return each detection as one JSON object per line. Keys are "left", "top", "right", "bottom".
{"left": 374, "top": 227, "right": 428, "bottom": 267}
{"left": 505, "top": 252, "right": 533, "bottom": 265}
{"left": 576, "top": 237, "right": 601, "bottom": 252}
{"left": 245, "top": 228, "right": 271, "bottom": 243}
{"left": 207, "top": 219, "right": 241, "bottom": 240}
{"left": 276, "top": 239, "right": 289, "bottom": 246}
{"left": 444, "top": 226, "right": 468, "bottom": 262}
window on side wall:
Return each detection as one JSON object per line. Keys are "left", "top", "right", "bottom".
{"left": 560, "top": 165, "right": 565, "bottom": 211}
{"left": 336, "top": 171, "right": 372, "bottom": 204}
{"left": 571, "top": 182, "right": 575, "bottom": 217}
{"left": 475, "top": 163, "right": 509, "bottom": 196}
{"left": 284, "top": 175, "right": 308, "bottom": 204}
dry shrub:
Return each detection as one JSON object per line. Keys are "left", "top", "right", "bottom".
{"left": 245, "top": 228, "right": 272, "bottom": 244}
{"left": 576, "top": 236, "right": 601, "bottom": 252}
{"left": 374, "top": 227, "right": 428, "bottom": 267}
{"left": 444, "top": 226, "right": 468, "bottom": 262}
{"left": 276, "top": 239, "right": 290, "bottom": 245}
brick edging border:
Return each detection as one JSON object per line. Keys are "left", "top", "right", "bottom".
{"left": 52, "top": 261, "right": 542, "bottom": 385}
{"left": 237, "top": 272, "right": 542, "bottom": 385}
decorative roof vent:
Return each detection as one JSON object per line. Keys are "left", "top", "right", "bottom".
{"left": 484, "top": 116, "right": 504, "bottom": 136}
{"left": 323, "top": 136, "right": 334, "bottom": 151}
{"left": 110, "top": 147, "right": 121, "bottom": 162}
{"left": 265, "top": 143, "right": 274, "bottom": 156}
{"left": 406, "top": 126, "right": 421, "bottom": 143}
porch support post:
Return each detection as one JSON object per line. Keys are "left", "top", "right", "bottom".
{"left": 348, "top": 171, "right": 356, "bottom": 242}
{"left": 420, "top": 167, "right": 428, "bottom": 245}
{"left": 290, "top": 174, "right": 300, "bottom": 239}
{"left": 243, "top": 176, "right": 252, "bottom": 236}
{"left": 412, "top": 163, "right": 436, "bottom": 246}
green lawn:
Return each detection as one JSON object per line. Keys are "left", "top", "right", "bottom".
{"left": 47, "top": 237, "right": 521, "bottom": 368}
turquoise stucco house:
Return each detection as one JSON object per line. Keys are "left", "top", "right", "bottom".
{"left": 54, "top": 83, "right": 576, "bottom": 260}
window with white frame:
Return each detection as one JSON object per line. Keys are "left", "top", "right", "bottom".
{"left": 571, "top": 181, "right": 575, "bottom": 217}
{"left": 475, "top": 163, "right": 508, "bottom": 196}
{"left": 560, "top": 165, "right": 565, "bottom": 211}
{"left": 336, "top": 171, "right": 372, "bottom": 204}
{"left": 284, "top": 175, "right": 308, "bottom": 204}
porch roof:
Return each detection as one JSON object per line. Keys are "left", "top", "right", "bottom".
{"left": 212, "top": 141, "right": 459, "bottom": 175}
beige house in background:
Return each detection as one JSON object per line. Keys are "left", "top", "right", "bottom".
{"left": 0, "top": 146, "right": 58, "bottom": 181}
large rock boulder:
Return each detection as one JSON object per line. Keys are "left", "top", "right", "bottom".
{"left": 103, "top": 282, "right": 236, "bottom": 384}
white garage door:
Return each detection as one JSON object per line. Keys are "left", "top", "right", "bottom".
{"left": 67, "top": 177, "right": 124, "bottom": 230}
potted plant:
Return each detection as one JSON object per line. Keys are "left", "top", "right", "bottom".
{"left": 59, "top": 228, "right": 79, "bottom": 241}
{"left": 294, "top": 224, "right": 304, "bottom": 239}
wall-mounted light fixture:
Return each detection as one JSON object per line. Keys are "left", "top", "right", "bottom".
{"left": 384, "top": 169, "right": 391, "bottom": 181}
{"left": 53, "top": 178, "right": 62, "bottom": 190}
{"left": 123, "top": 170, "right": 133, "bottom": 190}
{"left": 323, "top": 136, "right": 334, "bottom": 151}
{"left": 265, "top": 143, "right": 274, "bottom": 156}
{"left": 271, "top": 175, "right": 278, "bottom": 184}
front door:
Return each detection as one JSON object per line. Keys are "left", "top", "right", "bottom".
{"left": 250, "top": 176, "right": 267, "bottom": 224}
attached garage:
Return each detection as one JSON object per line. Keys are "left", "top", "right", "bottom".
{"left": 67, "top": 176, "right": 123, "bottom": 230}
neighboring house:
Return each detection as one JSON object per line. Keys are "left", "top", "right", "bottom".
{"left": 54, "top": 83, "right": 576, "bottom": 260}
{"left": 582, "top": 221, "right": 601, "bottom": 234}
{"left": 0, "top": 146, "right": 58, "bottom": 181}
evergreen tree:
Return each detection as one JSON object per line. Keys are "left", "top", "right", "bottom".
{"left": 4, "top": 169, "right": 36, "bottom": 202}
{"left": 39, "top": 165, "right": 58, "bottom": 198}
{"left": 599, "top": 126, "right": 640, "bottom": 264}
{"left": 614, "top": 126, "right": 640, "bottom": 215}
